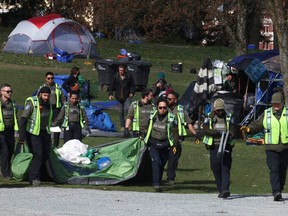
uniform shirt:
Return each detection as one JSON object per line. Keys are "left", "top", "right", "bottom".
{"left": 53, "top": 103, "right": 88, "bottom": 127}
{"left": 126, "top": 100, "right": 154, "bottom": 133}
{"left": 1, "top": 99, "right": 15, "bottom": 128}
{"left": 248, "top": 108, "right": 288, "bottom": 152}
{"left": 39, "top": 83, "right": 65, "bottom": 107}
{"left": 150, "top": 114, "right": 170, "bottom": 141}
{"left": 203, "top": 111, "right": 234, "bottom": 146}
{"left": 169, "top": 105, "right": 192, "bottom": 145}
{"left": 21, "top": 100, "right": 51, "bottom": 130}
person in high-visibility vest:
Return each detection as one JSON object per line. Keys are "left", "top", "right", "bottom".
{"left": 203, "top": 98, "right": 235, "bottom": 199}
{"left": 53, "top": 92, "right": 90, "bottom": 143}
{"left": 37, "top": 72, "right": 65, "bottom": 147}
{"left": 0, "top": 84, "right": 18, "bottom": 180}
{"left": 144, "top": 97, "right": 176, "bottom": 192}
{"left": 241, "top": 91, "right": 288, "bottom": 201}
{"left": 19, "top": 86, "right": 53, "bottom": 187}
{"left": 124, "top": 88, "right": 154, "bottom": 138}
{"left": 165, "top": 91, "right": 197, "bottom": 185}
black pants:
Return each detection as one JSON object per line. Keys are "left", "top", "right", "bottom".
{"left": 209, "top": 145, "right": 232, "bottom": 193}
{"left": 148, "top": 143, "right": 169, "bottom": 186}
{"left": 167, "top": 144, "right": 182, "bottom": 181}
{"left": 63, "top": 123, "right": 82, "bottom": 144}
{"left": 266, "top": 149, "right": 288, "bottom": 195}
{"left": 26, "top": 130, "right": 51, "bottom": 182}
{"left": 0, "top": 128, "right": 15, "bottom": 177}
{"left": 52, "top": 107, "right": 61, "bottom": 147}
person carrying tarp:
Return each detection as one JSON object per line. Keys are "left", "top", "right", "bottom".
{"left": 240, "top": 92, "right": 288, "bottom": 202}
{"left": 52, "top": 92, "right": 90, "bottom": 144}
{"left": 165, "top": 90, "right": 197, "bottom": 185}
{"left": 144, "top": 97, "right": 176, "bottom": 192}
{"left": 124, "top": 88, "right": 155, "bottom": 138}
{"left": 203, "top": 98, "right": 235, "bottom": 199}
{"left": 18, "top": 86, "right": 53, "bottom": 187}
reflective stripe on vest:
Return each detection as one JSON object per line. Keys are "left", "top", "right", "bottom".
{"left": 203, "top": 113, "right": 231, "bottom": 146}
{"left": 40, "top": 84, "right": 62, "bottom": 108}
{"left": 177, "top": 105, "right": 187, "bottom": 136}
{"left": 62, "top": 103, "right": 84, "bottom": 128}
{"left": 25, "top": 96, "right": 52, "bottom": 135}
{"left": 263, "top": 107, "right": 288, "bottom": 144}
{"left": 144, "top": 111, "right": 174, "bottom": 146}
{"left": 132, "top": 101, "right": 140, "bottom": 131}
{"left": 0, "top": 100, "right": 19, "bottom": 131}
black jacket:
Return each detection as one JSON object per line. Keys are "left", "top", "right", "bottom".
{"left": 62, "top": 75, "right": 79, "bottom": 94}
{"left": 109, "top": 72, "right": 135, "bottom": 103}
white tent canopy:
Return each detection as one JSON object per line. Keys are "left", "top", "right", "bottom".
{"left": 2, "top": 14, "right": 98, "bottom": 58}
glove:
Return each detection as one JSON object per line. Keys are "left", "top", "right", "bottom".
{"left": 172, "top": 146, "right": 177, "bottom": 155}
{"left": 195, "top": 133, "right": 200, "bottom": 145}
{"left": 124, "top": 128, "right": 130, "bottom": 138}
{"left": 240, "top": 126, "right": 250, "bottom": 133}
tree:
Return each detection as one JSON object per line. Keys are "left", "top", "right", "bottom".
{"left": 265, "top": 0, "right": 288, "bottom": 104}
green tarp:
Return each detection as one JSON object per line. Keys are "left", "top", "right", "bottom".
{"left": 46, "top": 138, "right": 152, "bottom": 185}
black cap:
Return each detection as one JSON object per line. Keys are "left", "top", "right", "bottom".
{"left": 39, "top": 86, "right": 51, "bottom": 94}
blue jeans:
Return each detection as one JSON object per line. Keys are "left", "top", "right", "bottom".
{"left": 117, "top": 98, "right": 131, "bottom": 128}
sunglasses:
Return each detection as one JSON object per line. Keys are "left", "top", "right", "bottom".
{"left": 2, "top": 90, "right": 13, "bottom": 94}
{"left": 158, "top": 106, "right": 167, "bottom": 110}
{"left": 47, "top": 77, "right": 54, "bottom": 80}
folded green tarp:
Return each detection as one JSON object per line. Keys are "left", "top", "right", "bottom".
{"left": 46, "top": 137, "right": 152, "bottom": 185}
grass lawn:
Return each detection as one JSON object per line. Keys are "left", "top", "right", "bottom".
{"left": 0, "top": 29, "right": 278, "bottom": 195}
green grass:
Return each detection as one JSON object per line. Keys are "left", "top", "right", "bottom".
{"left": 0, "top": 27, "right": 278, "bottom": 195}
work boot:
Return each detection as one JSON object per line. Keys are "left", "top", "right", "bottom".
{"left": 218, "top": 191, "right": 230, "bottom": 199}
{"left": 153, "top": 185, "right": 163, "bottom": 193}
{"left": 32, "top": 180, "right": 42, "bottom": 187}
{"left": 274, "top": 192, "right": 282, "bottom": 201}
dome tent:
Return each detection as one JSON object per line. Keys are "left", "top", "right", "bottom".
{"left": 2, "top": 14, "right": 98, "bottom": 58}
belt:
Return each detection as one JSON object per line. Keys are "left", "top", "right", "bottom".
{"left": 69, "top": 122, "right": 79, "bottom": 125}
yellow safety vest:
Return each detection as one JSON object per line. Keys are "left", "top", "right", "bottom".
{"left": 62, "top": 102, "right": 85, "bottom": 128}
{"left": 203, "top": 113, "right": 233, "bottom": 146}
{"left": 132, "top": 100, "right": 155, "bottom": 131}
{"left": 0, "top": 100, "right": 19, "bottom": 131}
{"left": 263, "top": 107, "right": 288, "bottom": 144}
{"left": 176, "top": 105, "right": 187, "bottom": 136}
{"left": 144, "top": 111, "right": 175, "bottom": 146}
{"left": 39, "top": 83, "right": 63, "bottom": 108}
{"left": 25, "top": 96, "right": 52, "bottom": 135}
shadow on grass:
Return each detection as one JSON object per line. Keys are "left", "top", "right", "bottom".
{"left": 162, "top": 180, "right": 218, "bottom": 193}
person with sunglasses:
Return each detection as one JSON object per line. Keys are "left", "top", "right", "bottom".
{"left": 37, "top": 72, "right": 65, "bottom": 147}
{"left": 202, "top": 98, "right": 235, "bottom": 199}
{"left": 124, "top": 88, "right": 155, "bottom": 138}
{"left": 165, "top": 91, "right": 197, "bottom": 185}
{"left": 144, "top": 97, "right": 176, "bottom": 192}
{"left": 0, "top": 84, "right": 18, "bottom": 180}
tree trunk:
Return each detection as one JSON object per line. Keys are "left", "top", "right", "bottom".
{"left": 265, "top": 0, "right": 288, "bottom": 105}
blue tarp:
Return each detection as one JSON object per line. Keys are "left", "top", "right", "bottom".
{"left": 228, "top": 50, "right": 279, "bottom": 71}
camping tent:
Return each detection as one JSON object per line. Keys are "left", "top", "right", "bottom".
{"left": 228, "top": 50, "right": 283, "bottom": 123}
{"left": 46, "top": 138, "right": 152, "bottom": 185}
{"left": 2, "top": 14, "right": 98, "bottom": 58}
